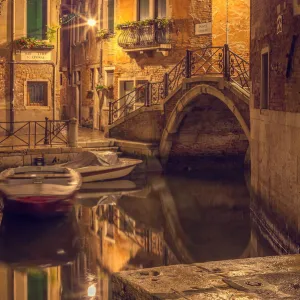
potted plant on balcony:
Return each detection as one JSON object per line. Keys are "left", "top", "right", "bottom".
{"left": 15, "top": 37, "right": 54, "bottom": 50}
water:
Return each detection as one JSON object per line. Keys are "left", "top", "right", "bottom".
{"left": 0, "top": 171, "right": 276, "bottom": 299}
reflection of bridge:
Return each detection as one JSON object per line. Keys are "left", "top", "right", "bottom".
{"left": 108, "top": 45, "right": 250, "bottom": 163}
{"left": 120, "top": 175, "right": 252, "bottom": 264}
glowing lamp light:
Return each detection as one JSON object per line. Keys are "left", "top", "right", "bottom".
{"left": 87, "top": 284, "right": 96, "bottom": 297}
{"left": 87, "top": 19, "right": 97, "bottom": 27}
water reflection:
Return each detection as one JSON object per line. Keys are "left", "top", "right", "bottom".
{"left": 0, "top": 172, "right": 276, "bottom": 299}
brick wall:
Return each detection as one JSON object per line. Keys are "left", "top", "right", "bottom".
{"left": 251, "top": 0, "right": 300, "bottom": 112}
{"left": 250, "top": 0, "right": 300, "bottom": 247}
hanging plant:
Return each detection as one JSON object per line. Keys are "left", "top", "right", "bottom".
{"left": 46, "top": 25, "right": 60, "bottom": 42}
{"left": 95, "top": 84, "right": 114, "bottom": 92}
{"left": 96, "top": 29, "right": 114, "bottom": 40}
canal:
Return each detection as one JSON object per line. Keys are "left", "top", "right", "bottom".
{"left": 0, "top": 170, "right": 276, "bottom": 299}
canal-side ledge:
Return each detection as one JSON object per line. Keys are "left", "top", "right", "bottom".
{"left": 0, "top": 139, "right": 161, "bottom": 171}
{"left": 0, "top": 145, "right": 118, "bottom": 169}
{"left": 112, "top": 255, "right": 300, "bottom": 299}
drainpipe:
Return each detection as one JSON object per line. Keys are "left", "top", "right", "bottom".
{"left": 8, "top": 62, "right": 56, "bottom": 121}
{"left": 9, "top": 0, "right": 15, "bottom": 133}
{"left": 226, "top": 0, "right": 229, "bottom": 44}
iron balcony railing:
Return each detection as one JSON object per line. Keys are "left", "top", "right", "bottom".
{"left": 118, "top": 23, "right": 171, "bottom": 49}
{"left": 0, "top": 118, "right": 69, "bottom": 149}
{"left": 109, "top": 44, "right": 250, "bottom": 125}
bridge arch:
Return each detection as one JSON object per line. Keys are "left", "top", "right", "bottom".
{"left": 159, "top": 84, "right": 250, "bottom": 162}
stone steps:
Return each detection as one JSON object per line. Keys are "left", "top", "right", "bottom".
{"left": 78, "top": 140, "right": 115, "bottom": 148}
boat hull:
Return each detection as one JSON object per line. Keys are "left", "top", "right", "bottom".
{"left": 79, "top": 164, "right": 137, "bottom": 183}
{"left": 2, "top": 196, "right": 75, "bottom": 218}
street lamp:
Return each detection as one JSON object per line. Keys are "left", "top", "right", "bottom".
{"left": 87, "top": 19, "right": 97, "bottom": 27}
{"left": 60, "top": 14, "right": 97, "bottom": 27}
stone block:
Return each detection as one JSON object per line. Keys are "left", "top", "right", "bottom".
{"left": 23, "top": 155, "right": 32, "bottom": 166}
{"left": 0, "top": 156, "right": 23, "bottom": 168}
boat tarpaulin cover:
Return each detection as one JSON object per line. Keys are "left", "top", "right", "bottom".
{"left": 64, "top": 151, "right": 119, "bottom": 169}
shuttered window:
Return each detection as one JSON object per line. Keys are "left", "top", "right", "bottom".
{"left": 108, "top": 0, "right": 115, "bottom": 33}
{"left": 155, "top": 0, "right": 166, "bottom": 18}
{"left": 138, "top": 0, "right": 150, "bottom": 20}
{"left": 27, "top": 82, "right": 48, "bottom": 106}
{"left": 27, "top": 0, "right": 48, "bottom": 39}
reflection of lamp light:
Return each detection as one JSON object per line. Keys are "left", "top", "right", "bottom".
{"left": 87, "top": 19, "right": 97, "bottom": 27}
{"left": 87, "top": 284, "right": 96, "bottom": 297}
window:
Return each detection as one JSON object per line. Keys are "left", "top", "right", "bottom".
{"left": 155, "top": 0, "right": 166, "bottom": 18}
{"left": 137, "top": 0, "right": 166, "bottom": 20}
{"left": 104, "top": 69, "right": 114, "bottom": 106}
{"left": 89, "top": 107, "right": 94, "bottom": 118}
{"left": 97, "top": 67, "right": 102, "bottom": 83}
{"left": 261, "top": 50, "right": 269, "bottom": 109}
{"left": 77, "top": 71, "right": 81, "bottom": 82}
{"left": 293, "top": 0, "right": 300, "bottom": 15}
{"left": 90, "top": 69, "right": 95, "bottom": 90}
{"left": 73, "top": 72, "right": 76, "bottom": 85}
{"left": 60, "top": 73, "right": 63, "bottom": 86}
{"left": 108, "top": 0, "right": 115, "bottom": 33}
{"left": 27, "top": 82, "right": 48, "bottom": 106}
{"left": 136, "top": 80, "right": 148, "bottom": 104}
{"left": 138, "top": 0, "right": 150, "bottom": 20}
{"left": 27, "top": 0, "right": 48, "bottom": 39}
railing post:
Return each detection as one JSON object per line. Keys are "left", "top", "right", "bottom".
{"left": 145, "top": 82, "right": 151, "bottom": 107}
{"left": 108, "top": 102, "right": 112, "bottom": 125}
{"left": 185, "top": 50, "right": 192, "bottom": 78}
{"left": 224, "top": 44, "right": 230, "bottom": 81}
{"left": 163, "top": 73, "right": 169, "bottom": 98}
{"left": 44, "top": 117, "right": 49, "bottom": 145}
{"left": 68, "top": 118, "right": 78, "bottom": 147}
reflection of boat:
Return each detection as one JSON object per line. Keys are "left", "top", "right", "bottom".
{"left": 0, "top": 166, "right": 82, "bottom": 217}
{"left": 0, "top": 213, "right": 79, "bottom": 267}
{"left": 63, "top": 151, "right": 143, "bottom": 182}
{"left": 77, "top": 180, "right": 143, "bottom": 208}
{"left": 76, "top": 195, "right": 121, "bottom": 207}
{"left": 78, "top": 180, "right": 142, "bottom": 199}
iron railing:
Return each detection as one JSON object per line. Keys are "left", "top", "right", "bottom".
{"left": 0, "top": 118, "right": 69, "bottom": 149}
{"left": 118, "top": 23, "right": 171, "bottom": 49}
{"left": 109, "top": 44, "right": 250, "bottom": 125}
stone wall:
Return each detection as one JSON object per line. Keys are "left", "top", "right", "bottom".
{"left": 212, "top": 0, "right": 250, "bottom": 58}
{"left": 109, "top": 108, "right": 164, "bottom": 143}
{"left": 250, "top": 0, "right": 300, "bottom": 244}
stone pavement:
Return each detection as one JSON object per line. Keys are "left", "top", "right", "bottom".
{"left": 112, "top": 255, "right": 300, "bottom": 299}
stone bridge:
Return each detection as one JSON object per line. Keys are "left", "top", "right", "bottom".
{"left": 108, "top": 46, "right": 250, "bottom": 168}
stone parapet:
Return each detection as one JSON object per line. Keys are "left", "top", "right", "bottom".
{"left": 112, "top": 255, "right": 300, "bottom": 299}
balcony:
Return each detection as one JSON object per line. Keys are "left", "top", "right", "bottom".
{"left": 117, "top": 20, "right": 172, "bottom": 54}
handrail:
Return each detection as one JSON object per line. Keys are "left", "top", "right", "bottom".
{"left": 109, "top": 44, "right": 250, "bottom": 125}
{"left": 0, "top": 119, "right": 70, "bottom": 149}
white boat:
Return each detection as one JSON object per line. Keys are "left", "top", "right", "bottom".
{"left": 64, "top": 151, "right": 143, "bottom": 183}
{"left": 0, "top": 166, "right": 82, "bottom": 217}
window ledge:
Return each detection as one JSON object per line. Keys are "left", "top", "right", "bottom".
{"left": 25, "top": 106, "right": 51, "bottom": 110}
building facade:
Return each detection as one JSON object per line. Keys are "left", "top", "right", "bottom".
{"left": 61, "top": 0, "right": 250, "bottom": 131}
{"left": 0, "top": 0, "right": 62, "bottom": 126}
{"left": 250, "top": 0, "right": 300, "bottom": 244}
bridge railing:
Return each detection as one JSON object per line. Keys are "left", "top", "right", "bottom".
{"left": 109, "top": 44, "right": 250, "bottom": 125}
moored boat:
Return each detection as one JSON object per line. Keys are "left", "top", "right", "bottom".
{"left": 0, "top": 166, "right": 82, "bottom": 217}
{"left": 64, "top": 151, "right": 143, "bottom": 183}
